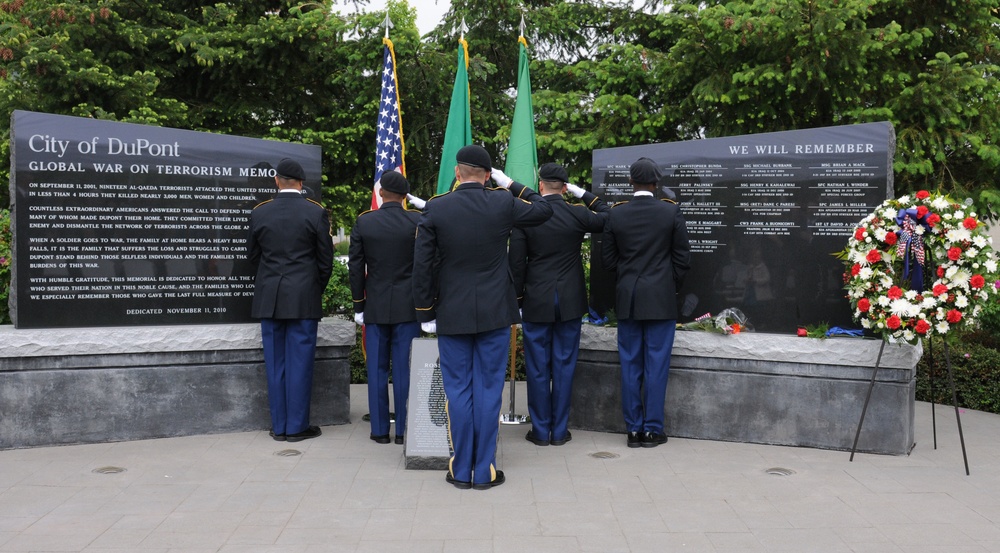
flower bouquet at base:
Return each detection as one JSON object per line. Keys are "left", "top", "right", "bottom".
{"left": 678, "top": 308, "right": 753, "bottom": 335}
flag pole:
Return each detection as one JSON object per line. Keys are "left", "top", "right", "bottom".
{"left": 501, "top": 17, "right": 533, "bottom": 426}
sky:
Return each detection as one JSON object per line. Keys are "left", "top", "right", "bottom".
{"left": 333, "top": 0, "right": 452, "bottom": 36}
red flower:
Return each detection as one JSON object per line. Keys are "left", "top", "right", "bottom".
{"left": 971, "top": 275, "right": 985, "bottom": 289}
{"left": 946, "top": 309, "right": 962, "bottom": 323}
{"left": 927, "top": 213, "right": 941, "bottom": 226}
{"left": 886, "top": 315, "right": 902, "bottom": 329}
{"left": 937, "top": 266, "right": 945, "bottom": 278}
{"left": 916, "top": 190, "right": 930, "bottom": 199}
{"left": 866, "top": 249, "right": 882, "bottom": 263}
{"left": 916, "top": 206, "right": 929, "bottom": 219}
{"left": 963, "top": 217, "right": 978, "bottom": 230}
{"left": 948, "top": 247, "right": 962, "bottom": 261}
{"left": 851, "top": 264, "right": 861, "bottom": 276}
{"left": 857, "top": 298, "right": 871, "bottom": 312}
{"left": 915, "top": 320, "right": 931, "bottom": 334}
{"left": 884, "top": 232, "right": 898, "bottom": 246}
{"left": 854, "top": 227, "right": 866, "bottom": 241}
{"left": 887, "top": 286, "right": 903, "bottom": 300}
{"left": 932, "top": 284, "right": 948, "bottom": 296}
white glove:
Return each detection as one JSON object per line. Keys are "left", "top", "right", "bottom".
{"left": 406, "top": 194, "right": 426, "bottom": 209}
{"left": 565, "top": 183, "right": 586, "bottom": 198}
{"left": 354, "top": 313, "right": 364, "bottom": 325}
{"left": 421, "top": 320, "right": 437, "bottom": 334}
{"left": 491, "top": 168, "right": 513, "bottom": 189}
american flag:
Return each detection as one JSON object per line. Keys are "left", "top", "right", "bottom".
{"left": 371, "top": 37, "right": 405, "bottom": 210}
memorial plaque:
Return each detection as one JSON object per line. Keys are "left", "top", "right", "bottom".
{"left": 404, "top": 338, "right": 452, "bottom": 470}
{"left": 10, "top": 110, "right": 322, "bottom": 328}
{"left": 591, "top": 122, "right": 894, "bottom": 332}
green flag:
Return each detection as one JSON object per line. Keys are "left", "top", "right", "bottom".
{"left": 504, "top": 37, "right": 538, "bottom": 190}
{"left": 436, "top": 38, "right": 473, "bottom": 195}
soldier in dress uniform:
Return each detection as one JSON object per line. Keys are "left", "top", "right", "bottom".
{"left": 509, "top": 162, "right": 609, "bottom": 447}
{"left": 412, "top": 145, "right": 553, "bottom": 490}
{"left": 348, "top": 171, "right": 422, "bottom": 445}
{"left": 601, "top": 157, "right": 691, "bottom": 448}
{"left": 247, "top": 158, "right": 333, "bottom": 443}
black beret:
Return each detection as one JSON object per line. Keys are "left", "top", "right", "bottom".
{"left": 380, "top": 171, "right": 410, "bottom": 195}
{"left": 538, "top": 162, "right": 568, "bottom": 183}
{"left": 276, "top": 158, "right": 306, "bottom": 181}
{"left": 630, "top": 157, "right": 661, "bottom": 185}
{"left": 456, "top": 144, "right": 492, "bottom": 171}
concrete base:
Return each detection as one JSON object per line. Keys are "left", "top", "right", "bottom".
{"left": 571, "top": 325, "right": 921, "bottom": 455}
{"left": 0, "top": 318, "right": 355, "bottom": 449}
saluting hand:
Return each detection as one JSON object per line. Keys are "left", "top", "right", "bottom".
{"left": 490, "top": 168, "right": 513, "bottom": 189}
{"left": 406, "top": 194, "right": 426, "bottom": 209}
{"left": 565, "top": 183, "right": 586, "bottom": 198}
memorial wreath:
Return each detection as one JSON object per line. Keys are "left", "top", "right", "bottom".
{"left": 841, "top": 190, "right": 1000, "bottom": 345}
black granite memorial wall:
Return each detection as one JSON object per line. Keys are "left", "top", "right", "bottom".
{"left": 10, "top": 110, "right": 322, "bottom": 328}
{"left": 591, "top": 122, "right": 894, "bottom": 332}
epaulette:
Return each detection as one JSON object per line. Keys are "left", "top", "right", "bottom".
{"left": 404, "top": 207, "right": 422, "bottom": 213}
{"left": 610, "top": 200, "right": 629, "bottom": 208}
{"left": 252, "top": 199, "right": 274, "bottom": 209}
{"left": 660, "top": 198, "right": 678, "bottom": 205}
{"left": 427, "top": 192, "right": 447, "bottom": 202}
{"left": 357, "top": 208, "right": 376, "bottom": 218}
{"left": 307, "top": 198, "right": 325, "bottom": 208}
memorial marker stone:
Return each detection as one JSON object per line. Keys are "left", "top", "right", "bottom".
{"left": 10, "top": 110, "right": 321, "bottom": 328}
{"left": 404, "top": 338, "right": 452, "bottom": 470}
{"left": 591, "top": 122, "right": 894, "bottom": 332}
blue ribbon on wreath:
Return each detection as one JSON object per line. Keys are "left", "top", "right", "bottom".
{"left": 894, "top": 207, "right": 929, "bottom": 292}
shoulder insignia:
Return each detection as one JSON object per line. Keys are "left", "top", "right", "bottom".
{"left": 610, "top": 200, "right": 629, "bottom": 208}
{"left": 357, "top": 208, "right": 376, "bottom": 218}
{"left": 252, "top": 199, "right": 273, "bottom": 209}
{"left": 307, "top": 198, "right": 325, "bottom": 208}
{"left": 660, "top": 198, "right": 678, "bottom": 205}
{"left": 427, "top": 192, "right": 447, "bottom": 202}
{"left": 405, "top": 207, "right": 422, "bottom": 213}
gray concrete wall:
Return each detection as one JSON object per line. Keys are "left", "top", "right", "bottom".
{"left": 571, "top": 325, "right": 921, "bottom": 455}
{"left": 0, "top": 318, "right": 356, "bottom": 449}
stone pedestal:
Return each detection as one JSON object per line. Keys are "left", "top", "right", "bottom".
{"left": 571, "top": 325, "right": 920, "bottom": 455}
{"left": 0, "top": 318, "right": 355, "bottom": 449}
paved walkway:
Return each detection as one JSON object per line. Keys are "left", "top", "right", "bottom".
{"left": 1, "top": 383, "right": 999, "bottom": 552}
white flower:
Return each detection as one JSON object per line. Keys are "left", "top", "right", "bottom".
{"left": 859, "top": 267, "right": 873, "bottom": 280}
{"left": 878, "top": 296, "right": 891, "bottom": 307}
{"left": 903, "top": 330, "right": 915, "bottom": 342}
{"left": 889, "top": 298, "right": 913, "bottom": 316}
{"left": 922, "top": 297, "right": 938, "bottom": 309}
{"left": 904, "top": 289, "right": 918, "bottom": 300}
{"left": 873, "top": 228, "right": 887, "bottom": 241}
{"left": 985, "top": 259, "right": 998, "bottom": 272}
{"left": 861, "top": 318, "right": 872, "bottom": 329}
{"left": 915, "top": 225, "right": 926, "bottom": 235}
{"left": 883, "top": 208, "right": 897, "bottom": 220}
{"left": 974, "top": 235, "right": 988, "bottom": 248}
{"left": 936, "top": 321, "right": 950, "bottom": 334}
{"left": 935, "top": 309, "right": 946, "bottom": 320}
{"left": 897, "top": 195, "right": 911, "bottom": 205}
{"left": 951, "top": 270, "right": 971, "bottom": 288}
{"left": 955, "top": 295, "right": 969, "bottom": 308}
{"left": 954, "top": 210, "right": 965, "bottom": 219}
{"left": 945, "top": 266, "right": 959, "bottom": 278}
{"left": 943, "top": 213, "right": 953, "bottom": 220}
{"left": 946, "top": 228, "right": 972, "bottom": 243}
{"left": 966, "top": 247, "right": 978, "bottom": 258}
{"left": 880, "top": 276, "right": 893, "bottom": 288}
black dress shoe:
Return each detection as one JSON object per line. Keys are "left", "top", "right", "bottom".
{"left": 473, "top": 470, "right": 505, "bottom": 490}
{"left": 370, "top": 434, "right": 390, "bottom": 444}
{"left": 286, "top": 425, "right": 321, "bottom": 442}
{"left": 394, "top": 435, "right": 404, "bottom": 445}
{"left": 550, "top": 431, "right": 572, "bottom": 446}
{"left": 269, "top": 430, "right": 286, "bottom": 442}
{"left": 627, "top": 431, "right": 643, "bottom": 448}
{"left": 641, "top": 432, "right": 668, "bottom": 448}
{"left": 525, "top": 431, "right": 549, "bottom": 446}
{"left": 445, "top": 471, "right": 472, "bottom": 490}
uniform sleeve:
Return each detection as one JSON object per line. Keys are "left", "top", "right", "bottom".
{"left": 347, "top": 220, "right": 366, "bottom": 314}
{"left": 671, "top": 209, "right": 692, "bottom": 288}
{"left": 601, "top": 213, "right": 619, "bottom": 273}
{"left": 412, "top": 211, "right": 438, "bottom": 322}
{"left": 508, "top": 181, "right": 553, "bottom": 228}
{"left": 509, "top": 227, "right": 528, "bottom": 306}
{"left": 315, "top": 208, "right": 335, "bottom": 287}
{"left": 579, "top": 191, "right": 610, "bottom": 233}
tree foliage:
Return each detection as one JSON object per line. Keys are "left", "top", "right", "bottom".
{"left": 1, "top": 0, "right": 998, "bottom": 224}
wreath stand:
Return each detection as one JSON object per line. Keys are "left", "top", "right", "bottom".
{"left": 849, "top": 337, "right": 970, "bottom": 475}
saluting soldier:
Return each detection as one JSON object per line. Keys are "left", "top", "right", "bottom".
{"left": 509, "top": 162, "right": 609, "bottom": 447}
{"left": 601, "top": 157, "right": 691, "bottom": 449}
{"left": 348, "top": 171, "right": 422, "bottom": 445}
{"left": 413, "top": 145, "right": 553, "bottom": 490}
